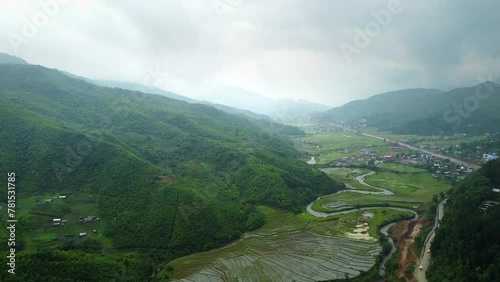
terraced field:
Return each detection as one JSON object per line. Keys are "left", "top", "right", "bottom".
{"left": 172, "top": 233, "right": 381, "bottom": 281}
{"left": 313, "top": 192, "right": 419, "bottom": 213}
{"left": 168, "top": 207, "right": 398, "bottom": 281}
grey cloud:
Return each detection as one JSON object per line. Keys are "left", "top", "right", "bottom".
{"left": 0, "top": 0, "right": 498, "bottom": 106}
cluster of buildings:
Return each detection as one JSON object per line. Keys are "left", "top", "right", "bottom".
{"left": 479, "top": 200, "right": 499, "bottom": 215}
{"left": 430, "top": 159, "right": 473, "bottom": 181}
{"left": 50, "top": 214, "right": 99, "bottom": 240}
{"left": 79, "top": 215, "right": 99, "bottom": 223}
{"left": 43, "top": 195, "right": 67, "bottom": 203}
{"left": 52, "top": 218, "right": 68, "bottom": 226}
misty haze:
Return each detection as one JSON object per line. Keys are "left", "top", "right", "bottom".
{"left": 1, "top": 1, "right": 499, "bottom": 281}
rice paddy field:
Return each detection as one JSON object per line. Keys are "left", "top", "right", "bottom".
{"left": 167, "top": 206, "right": 412, "bottom": 281}
{"left": 312, "top": 192, "right": 419, "bottom": 213}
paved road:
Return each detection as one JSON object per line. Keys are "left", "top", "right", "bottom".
{"left": 330, "top": 124, "right": 480, "bottom": 170}
{"left": 361, "top": 133, "right": 480, "bottom": 170}
{"left": 414, "top": 199, "right": 447, "bottom": 282}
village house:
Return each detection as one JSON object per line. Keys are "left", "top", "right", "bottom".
{"left": 79, "top": 215, "right": 99, "bottom": 223}
{"left": 483, "top": 154, "right": 498, "bottom": 161}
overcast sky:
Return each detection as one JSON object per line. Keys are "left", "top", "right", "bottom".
{"left": 1, "top": 0, "right": 499, "bottom": 107}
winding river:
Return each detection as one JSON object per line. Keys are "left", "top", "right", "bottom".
{"left": 305, "top": 170, "right": 418, "bottom": 276}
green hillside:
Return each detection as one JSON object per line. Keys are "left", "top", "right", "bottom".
{"left": 318, "top": 84, "right": 500, "bottom": 134}
{"left": 427, "top": 160, "right": 500, "bottom": 281}
{"left": 0, "top": 64, "right": 341, "bottom": 281}
{"left": 318, "top": 88, "right": 443, "bottom": 123}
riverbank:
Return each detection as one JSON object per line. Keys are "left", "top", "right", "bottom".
{"left": 305, "top": 170, "right": 420, "bottom": 277}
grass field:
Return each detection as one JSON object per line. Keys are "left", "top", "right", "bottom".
{"left": 321, "top": 167, "right": 381, "bottom": 192}
{"left": 376, "top": 163, "right": 428, "bottom": 173}
{"left": 0, "top": 192, "right": 105, "bottom": 253}
{"left": 363, "top": 170, "right": 450, "bottom": 202}
{"left": 293, "top": 131, "right": 404, "bottom": 165}
{"left": 315, "top": 166, "right": 449, "bottom": 214}
{"left": 167, "top": 206, "right": 412, "bottom": 281}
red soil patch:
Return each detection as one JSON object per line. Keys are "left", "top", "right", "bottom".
{"left": 390, "top": 218, "right": 430, "bottom": 282}
{"left": 157, "top": 175, "right": 176, "bottom": 184}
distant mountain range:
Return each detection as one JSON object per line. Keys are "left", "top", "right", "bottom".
{"left": 205, "top": 85, "right": 331, "bottom": 116}
{"left": 0, "top": 53, "right": 329, "bottom": 118}
{"left": 317, "top": 84, "right": 500, "bottom": 134}
{"left": 4, "top": 52, "right": 498, "bottom": 135}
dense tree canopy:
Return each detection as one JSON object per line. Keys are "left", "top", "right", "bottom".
{"left": 0, "top": 64, "right": 342, "bottom": 280}
{"left": 427, "top": 160, "right": 500, "bottom": 282}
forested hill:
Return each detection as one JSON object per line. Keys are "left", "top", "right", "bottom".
{"left": 317, "top": 83, "right": 500, "bottom": 134}
{"left": 427, "top": 160, "right": 500, "bottom": 282}
{"left": 0, "top": 63, "right": 342, "bottom": 281}
{"left": 317, "top": 88, "right": 443, "bottom": 123}
{"left": 0, "top": 53, "right": 27, "bottom": 64}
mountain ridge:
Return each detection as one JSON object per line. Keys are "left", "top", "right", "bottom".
{"left": 317, "top": 83, "right": 500, "bottom": 134}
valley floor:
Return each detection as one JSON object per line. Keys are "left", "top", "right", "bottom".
{"left": 163, "top": 127, "right": 465, "bottom": 281}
